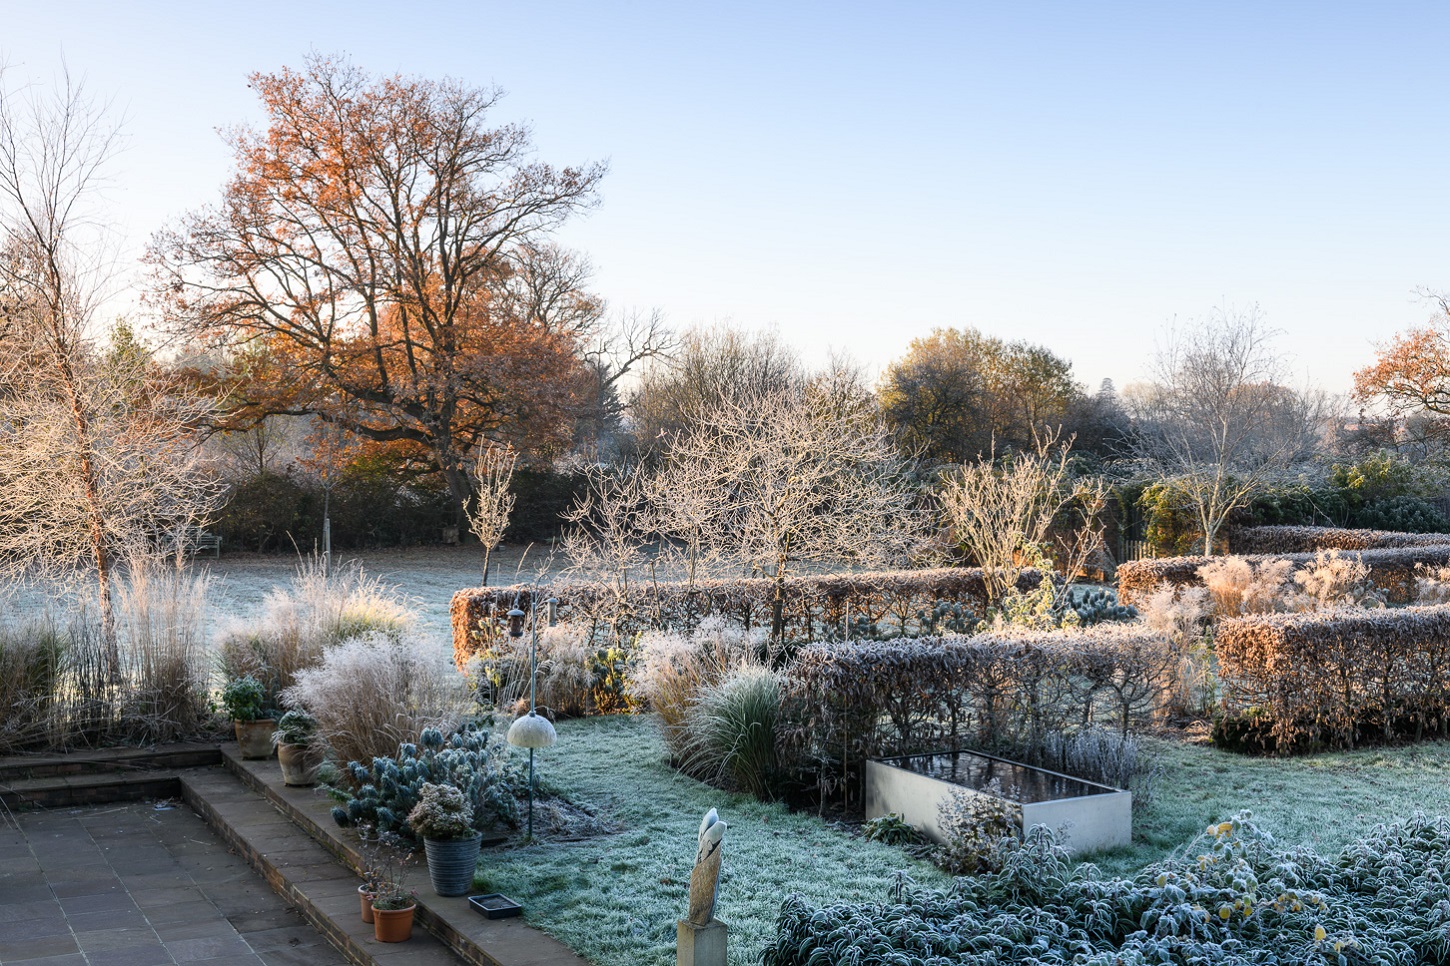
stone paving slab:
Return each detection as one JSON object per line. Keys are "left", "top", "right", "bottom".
{"left": 0, "top": 800, "right": 346, "bottom": 966}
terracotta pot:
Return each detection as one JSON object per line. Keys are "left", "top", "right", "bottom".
{"left": 371, "top": 903, "right": 415, "bottom": 942}
{"left": 234, "top": 719, "right": 276, "bottom": 760}
{"left": 277, "top": 743, "right": 322, "bottom": 786}
{"left": 424, "top": 833, "right": 482, "bottom": 896}
{"left": 359, "top": 885, "right": 375, "bottom": 924}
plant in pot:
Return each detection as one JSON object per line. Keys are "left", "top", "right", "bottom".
{"left": 407, "top": 782, "right": 482, "bottom": 897}
{"left": 221, "top": 675, "right": 276, "bottom": 760}
{"left": 272, "top": 709, "right": 323, "bottom": 786}
{"left": 368, "top": 833, "right": 417, "bottom": 943}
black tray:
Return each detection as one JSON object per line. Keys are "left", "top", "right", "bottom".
{"left": 468, "top": 893, "right": 522, "bottom": 919}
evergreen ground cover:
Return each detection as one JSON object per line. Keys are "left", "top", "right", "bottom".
{"left": 479, "top": 716, "right": 1450, "bottom": 964}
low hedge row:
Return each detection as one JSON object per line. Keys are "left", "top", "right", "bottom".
{"left": 1231, "top": 524, "right": 1450, "bottom": 555}
{"left": 778, "top": 627, "right": 1173, "bottom": 807}
{"left": 1215, "top": 604, "right": 1450, "bottom": 751}
{"left": 449, "top": 567, "right": 1043, "bottom": 667}
{"left": 1116, "top": 545, "right": 1450, "bottom": 606}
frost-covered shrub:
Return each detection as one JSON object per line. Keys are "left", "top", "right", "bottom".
{"left": 682, "top": 666, "right": 783, "bottom": 800}
{"left": 861, "top": 812, "right": 925, "bottom": 847}
{"left": 764, "top": 812, "right": 1450, "bottom": 966}
{"left": 1232, "top": 524, "right": 1450, "bottom": 554}
{"left": 332, "top": 727, "right": 520, "bottom": 841}
{"left": 281, "top": 633, "right": 470, "bottom": 768}
{"left": 1065, "top": 587, "right": 1137, "bottom": 626}
{"left": 406, "top": 782, "right": 475, "bottom": 840}
{"left": 467, "top": 623, "right": 598, "bottom": 718}
{"left": 781, "top": 628, "right": 1174, "bottom": 807}
{"left": 218, "top": 557, "right": 415, "bottom": 702}
{"left": 933, "top": 781, "right": 1020, "bottom": 875}
{"left": 451, "top": 567, "right": 1045, "bottom": 665}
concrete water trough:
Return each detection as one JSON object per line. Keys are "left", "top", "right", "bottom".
{"left": 864, "top": 749, "right": 1132, "bottom": 855}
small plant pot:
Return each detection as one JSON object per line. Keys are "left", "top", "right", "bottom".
{"left": 358, "top": 886, "right": 375, "bottom": 923}
{"left": 277, "top": 743, "right": 322, "bottom": 786}
{"left": 371, "top": 903, "right": 415, "bottom": 942}
{"left": 424, "top": 833, "right": 482, "bottom": 896}
{"left": 234, "top": 719, "right": 276, "bottom": 760}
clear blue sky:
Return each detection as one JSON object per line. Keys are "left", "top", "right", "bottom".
{"left": 6, "top": 0, "right": 1447, "bottom": 394}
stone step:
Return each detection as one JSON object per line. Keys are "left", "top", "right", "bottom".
{"left": 220, "top": 746, "right": 590, "bottom": 966}
{"left": 0, "top": 770, "right": 184, "bottom": 810}
{"left": 0, "top": 742, "right": 221, "bottom": 781}
{"left": 181, "top": 765, "right": 470, "bottom": 966}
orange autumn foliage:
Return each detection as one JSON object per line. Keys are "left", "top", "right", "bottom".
{"left": 150, "top": 54, "right": 605, "bottom": 514}
{"left": 1354, "top": 296, "right": 1450, "bottom": 417}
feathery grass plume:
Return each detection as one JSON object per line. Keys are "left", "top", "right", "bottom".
{"left": 115, "top": 555, "right": 213, "bottom": 743}
{"left": 281, "top": 632, "right": 469, "bottom": 768}
{"left": 217, "top": 556, "right": 416, "bottom": 701}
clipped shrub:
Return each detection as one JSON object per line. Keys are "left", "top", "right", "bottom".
{"left": 1216, "top": 604, "right": 1450, "bottom": 751}
{"left": 779, "top": 627, "right": 1174, "bottom": 807}
{"left": 451, "top": 567, "right": 1045, "bottom": 668}
{"left": 333, "top": 727, "right": 520, "bottom": 841}
{"left": 1230, "top": 524, "right": 1450, "bottom": 554}
{"left": 763, "top": 812, "right": 1450, "bottom": 966}
{"left": 281, "top": 633, "right": 471, "bottom": 768}
{"left": 1118, "top": 544, "right": 1450, "bottom": 606}
{"left": 682, "top": 666, "right": 783, "bottom": 800}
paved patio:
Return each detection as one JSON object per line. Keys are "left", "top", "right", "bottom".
{"left": 0, "top": 800, "right": 347, "bottom": 966}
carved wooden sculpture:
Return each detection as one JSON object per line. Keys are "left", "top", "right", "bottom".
{"left": 687, "top": 808, "right": 727, "bottom": 926}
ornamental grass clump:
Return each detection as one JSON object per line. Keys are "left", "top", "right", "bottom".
{"left": 281, "top": 632, "right": 470, "bottom": 767}
{"left": 682, "top": 666, "right": 783, "bottom": 800}
{"left": 763, "top": 812, "right": 1450, "bottom": 966}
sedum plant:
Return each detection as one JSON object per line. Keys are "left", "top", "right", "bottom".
{"left": 406, "top": 782, "right": 476, "bottom": 841}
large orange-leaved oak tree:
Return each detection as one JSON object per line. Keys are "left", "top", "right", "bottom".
{"left": 149, "top": 55, "right": 604, "bottom": 518}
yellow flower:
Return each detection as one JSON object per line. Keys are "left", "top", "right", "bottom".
{"left": 1314, "top": 924, "right": 1327, "bottom": 942}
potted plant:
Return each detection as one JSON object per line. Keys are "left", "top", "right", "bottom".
{"left": 368, "top": 834, "right": 416, "bottom": 943}
{"left": 407, "top": 782, "right": 482, "bottom": 897}
{"left": 272, "top": 709, "right": 323, "bottom": 786}
{"left": 221, "top": 675, "right": 275, "bottom": 759}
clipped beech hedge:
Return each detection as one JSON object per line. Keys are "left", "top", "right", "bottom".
{"left": 1117, "top": 545, "right": 1450, "bottom": 606}
{"left": 1216, "top": 604, "right": 1450, "bottom": 751}
{"left": 450, "top": 567, "right": 1043, "bottom": 668}
{"left": 779, "top": 626, "right": 1173, "bottom": 807}
{"left": 1231, "top": 524, "right": 1450, "bottom": 555}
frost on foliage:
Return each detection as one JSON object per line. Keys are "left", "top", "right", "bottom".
{"left": 763, "top": 812, "right": 1450, "bottom": 966}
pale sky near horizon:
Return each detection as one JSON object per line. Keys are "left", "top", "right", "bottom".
{"left": 4, "top": 1, "right": 1448, "bottom": 396}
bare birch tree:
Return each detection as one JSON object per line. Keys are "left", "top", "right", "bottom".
{"left": 0, "top": 67, "right": 220, "bottom": 667}
{"left": 1130, "top": 307, "right": 1323, "bottom": 555}
{"left": 465, "top": 443, "right": 517, "bottom": 586}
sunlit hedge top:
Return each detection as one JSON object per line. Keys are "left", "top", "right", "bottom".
{"left": 1231, "top": 524, "right": 1450, "bottom": 555}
